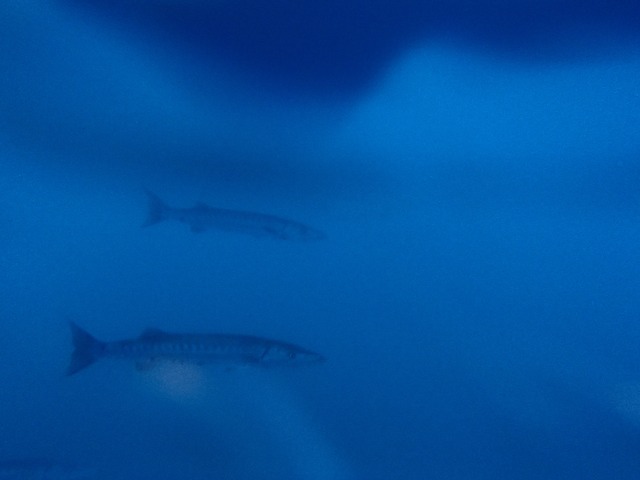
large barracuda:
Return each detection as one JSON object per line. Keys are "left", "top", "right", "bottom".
{"left": 142, "top": 190, "right": 325, "bottom": 241}
{"left": 67, "top": 323, "right": 325, "bottom": 376}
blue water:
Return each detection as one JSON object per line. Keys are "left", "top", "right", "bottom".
{"left": 1, "top": 1, "right": 640, "bottom": 479}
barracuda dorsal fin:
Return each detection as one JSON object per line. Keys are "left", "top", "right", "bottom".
{"left": 139, "top": 328, "right": 169, "bottom": 339}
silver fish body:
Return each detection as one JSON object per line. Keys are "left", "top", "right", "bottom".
{"left": 143, "top": 190, "right": 325, "bottom": 241}
{"left": 67, "top": 323, "right": 325, "bottom": 376}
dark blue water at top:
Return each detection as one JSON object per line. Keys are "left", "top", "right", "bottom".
{"left": 60, "top": 0, "right": 640, "bottom": 96}
{"left": 0, "top": 1, "right": 640, "bottom": 479}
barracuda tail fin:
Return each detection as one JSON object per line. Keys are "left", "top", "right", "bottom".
{"left": 142, "top": 189, "right": 170, "bottom": 227}
{"left": 67, "top": 323, "right": 106, "bottom": 376}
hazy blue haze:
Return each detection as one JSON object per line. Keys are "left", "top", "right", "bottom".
{"left": 1, "top": 0, "right": 640, "bottom": 479}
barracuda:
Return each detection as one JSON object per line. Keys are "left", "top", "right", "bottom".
{"left": 67, "top": 323, "right": 325, "bottom": 376}
{"left": 142, "top": 190, "right": 326, "bottom": 241}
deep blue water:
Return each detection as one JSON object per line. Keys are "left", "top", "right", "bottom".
{"left": 1, "top": 1, "right": 640, "bottom": 479}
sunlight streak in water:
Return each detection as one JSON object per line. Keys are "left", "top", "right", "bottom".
{"left": 142, "top": 368, "right": 351, "bottom": 480}
{"left": 241, "top": 373, "right": 353, "bottom": 480}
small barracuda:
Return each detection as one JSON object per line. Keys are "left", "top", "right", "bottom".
{"left": 142, "top": 190, "right": 326, "bottom": 241}
{"left": 67, "top": 323, "right": 325, "bottom": 376}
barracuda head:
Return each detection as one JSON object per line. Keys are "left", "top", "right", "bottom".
{"left": 260, "top": 343, "right": 326, "bottom": 366}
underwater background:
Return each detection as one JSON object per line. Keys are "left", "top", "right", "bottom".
{"left": 1, "top": 0, "right": 640, "bottom": 478}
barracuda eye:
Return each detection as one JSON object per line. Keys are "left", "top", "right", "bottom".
{"left": 288, "top": 352, "right": 297, "bottom": 359}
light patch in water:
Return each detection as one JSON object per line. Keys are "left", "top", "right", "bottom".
{"left": 139, "top": 367, "right": 349, "bottom": 478}
{"left": 240, "top": 373, "right": 353, "bottom": 480}
{"left": 145, "top": 362, "right": 205, "bottom": 399}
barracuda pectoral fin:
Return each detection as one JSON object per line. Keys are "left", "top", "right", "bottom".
{"left": 135, "top": 359, "right": 159, "bottom": 372}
